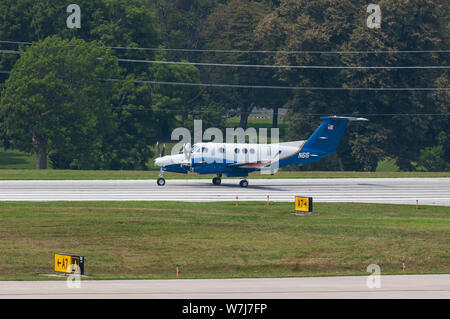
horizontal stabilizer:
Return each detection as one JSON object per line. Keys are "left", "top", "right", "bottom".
{"left": 320, "top": 116, "right": 369, "bottom": 121}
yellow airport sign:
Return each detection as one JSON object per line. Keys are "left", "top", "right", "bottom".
{"left": 54, "top": 253, "right": 84, "bottom": 274}
{"left": 295, "top": 196, "right": 313, "bottom": 213}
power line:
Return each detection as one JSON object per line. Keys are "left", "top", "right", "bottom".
{"left": 1, "top": 40, "right": 449, "bottom": 55}
{"left": 1, "top": 66, "right": 447, "bottom": 114}
{"left": 3, "top": 50, "right": 446, "bottom": 69}
{"left": 0, "top": 49, "right": 19, "bottom": 55}
{"left": 274, "top": 113, "right": 450, "bottom": 116}
{"left": 0, "top": 40, "right": 32, "bottom": 45}
{"left": 1, "top": 68, "right": 447, "bottom": 90}
{"left": 110, "top": 48, "right": 450, "bottom": 55}
{"left": 110, "top": 106, "right": 450, "bottom": 116}
{"left": 116, "top": 58, "right": 449, "bottom": 70}
{"left": 102, "top": 78, "right": 449, "bottom": 91}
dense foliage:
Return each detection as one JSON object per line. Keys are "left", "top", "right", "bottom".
{"left": 0, "top": 0, "right": 448, "bottom": 170}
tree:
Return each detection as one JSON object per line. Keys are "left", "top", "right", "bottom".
{"left": 428, "top": 75, "right": 450, "bottom": 166}
{"left": 341, "top": 0, "right": 449, "bottom": 170}
{"left": 145, "top": 51, "right": 203, "bottom": 140}
{"left": 0, "top": 0, "right": 158, "bottom": 45}
{"left": 0, "top": 0, "right": 159, "bottom": 80}
{"left": 201, "top": 0, "right": 278, "bottom": 129}
{"left": 417, "top": 146, "right": 449, "bottom": 171}
{"left": 1, "top": 36, "right": 119, "bottom": 169}
{"left": 147, "top": 0, "right": 220, "bottom": 53}
{"left": 256, "top": 0, "right": 449, "bottom": 171}
{"left": 147, "top": 0, "right": 229, "bottom": 137}
{"left": 102, "top": 74, "right": 157, "bottom": 170}
{"left": 0, "top": 1, "right": 162, "bottom": 169}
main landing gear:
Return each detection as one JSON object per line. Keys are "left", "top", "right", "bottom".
{"left": 212, "top": 174, "right": 222, "bottom": 186}
{"left": 239, "top": 179, "right": 249, "bottom": 188}
{"left": 212, "top": 174, "right": 248, "bottom": 187}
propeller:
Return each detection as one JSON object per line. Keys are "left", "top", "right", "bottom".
{"left": 156, "top": 141, "right": 165, "bottom": 157}
{"left": 183, "top": 142, "right": 192, "bottom": 162}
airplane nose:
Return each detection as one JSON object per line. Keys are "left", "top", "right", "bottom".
{"left": 155, "top": 155, "right": 178, "bottom": 167}
{"left": 155, "top": 157, "right": 163, "bottom": 167}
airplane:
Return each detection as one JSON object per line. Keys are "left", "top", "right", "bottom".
{"left": 154, "top": 116, "right": 368, "bottom": 187}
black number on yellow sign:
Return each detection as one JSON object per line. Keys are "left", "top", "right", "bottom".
{"left": 54, "top": 253, "right": 85, "bottom": 274}
{"left": 295, "top": 197, "right": 312, "bottom": 212}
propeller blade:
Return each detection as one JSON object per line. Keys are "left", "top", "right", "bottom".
{"left": 156, "top": 142, "right": 161, "bottom": 157}
{"left": 162, "top": 144, "right": 166, "bottom": 157}
{"left": 183, "top": 143, "right": 192, "bottom": 161}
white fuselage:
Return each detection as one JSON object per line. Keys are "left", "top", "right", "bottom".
{"left": 155, "top": 141, "right": 306, "bottom": 168}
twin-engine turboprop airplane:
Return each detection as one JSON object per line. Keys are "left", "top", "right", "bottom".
{"left": 154, "top": 116, "right": 368, "bottom": 187}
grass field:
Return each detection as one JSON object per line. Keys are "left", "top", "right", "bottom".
{"left": 0, "top": 201, "right": 448, "bottom": 280}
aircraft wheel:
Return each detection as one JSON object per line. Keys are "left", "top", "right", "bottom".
{"left": 212, "top": 177, "right": 221, "bottom": 185}
{"left": 239, "top": 180, "right": 249, "bottom": 188}
{"left": 157, "top": 177, "right": 166, "bottom": 186}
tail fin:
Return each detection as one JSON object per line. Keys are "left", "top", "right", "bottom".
{"left": 303, "top": 116, "right": 368, "bottom": 154}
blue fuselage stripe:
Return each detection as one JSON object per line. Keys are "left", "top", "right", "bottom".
{"left": 163, "top": 149, "right": 327, "bottom": 177}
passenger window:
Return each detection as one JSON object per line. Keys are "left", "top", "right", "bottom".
{"left": 234, "top": 148, "right": 240, "bottom": 154}
{"left": 242, "top": 148, "right": 248, "bottom": 154}
{"left": 219, "top": 147, "right": 225, "bottom": 153}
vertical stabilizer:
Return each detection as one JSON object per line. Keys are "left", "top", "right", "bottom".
{"left": 303, "top": 116, "right": 368, "bottom": 154}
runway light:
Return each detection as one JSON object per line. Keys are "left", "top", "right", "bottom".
{"left": 176, "top": 264, "right": 181, "bottom": 278}
{"left": 416, "top": 200, "right": 419, "bottom": 212}
{"left": 402, "top": 259, "right": 406, "bottom": 272}
{"left": 236, "top": 195, "right": 239, "bottom": 206}
{"left": 267, "top": 195, "right": 270, "bottom": 206}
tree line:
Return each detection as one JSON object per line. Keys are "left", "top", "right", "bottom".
{"left": 0, "top": 0, "right": 448, "bottom": 171}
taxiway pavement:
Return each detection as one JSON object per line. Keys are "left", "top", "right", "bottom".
{"left": 0, "top": 178, "right": 449, "bottom": 205}
{"left": 1, "top": 275, "right": 449, "bottom": 299}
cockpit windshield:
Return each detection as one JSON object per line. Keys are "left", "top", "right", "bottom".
{"left": 192, "top": 145, "right": 200, "bottom": 153}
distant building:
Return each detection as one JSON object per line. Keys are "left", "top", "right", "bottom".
{"left": 249, "top": 108, "right": 287, "bottom": 119}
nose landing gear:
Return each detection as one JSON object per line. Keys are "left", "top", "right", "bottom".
{"left": 157, "top": 168, "right": 166, "bottom": 186}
